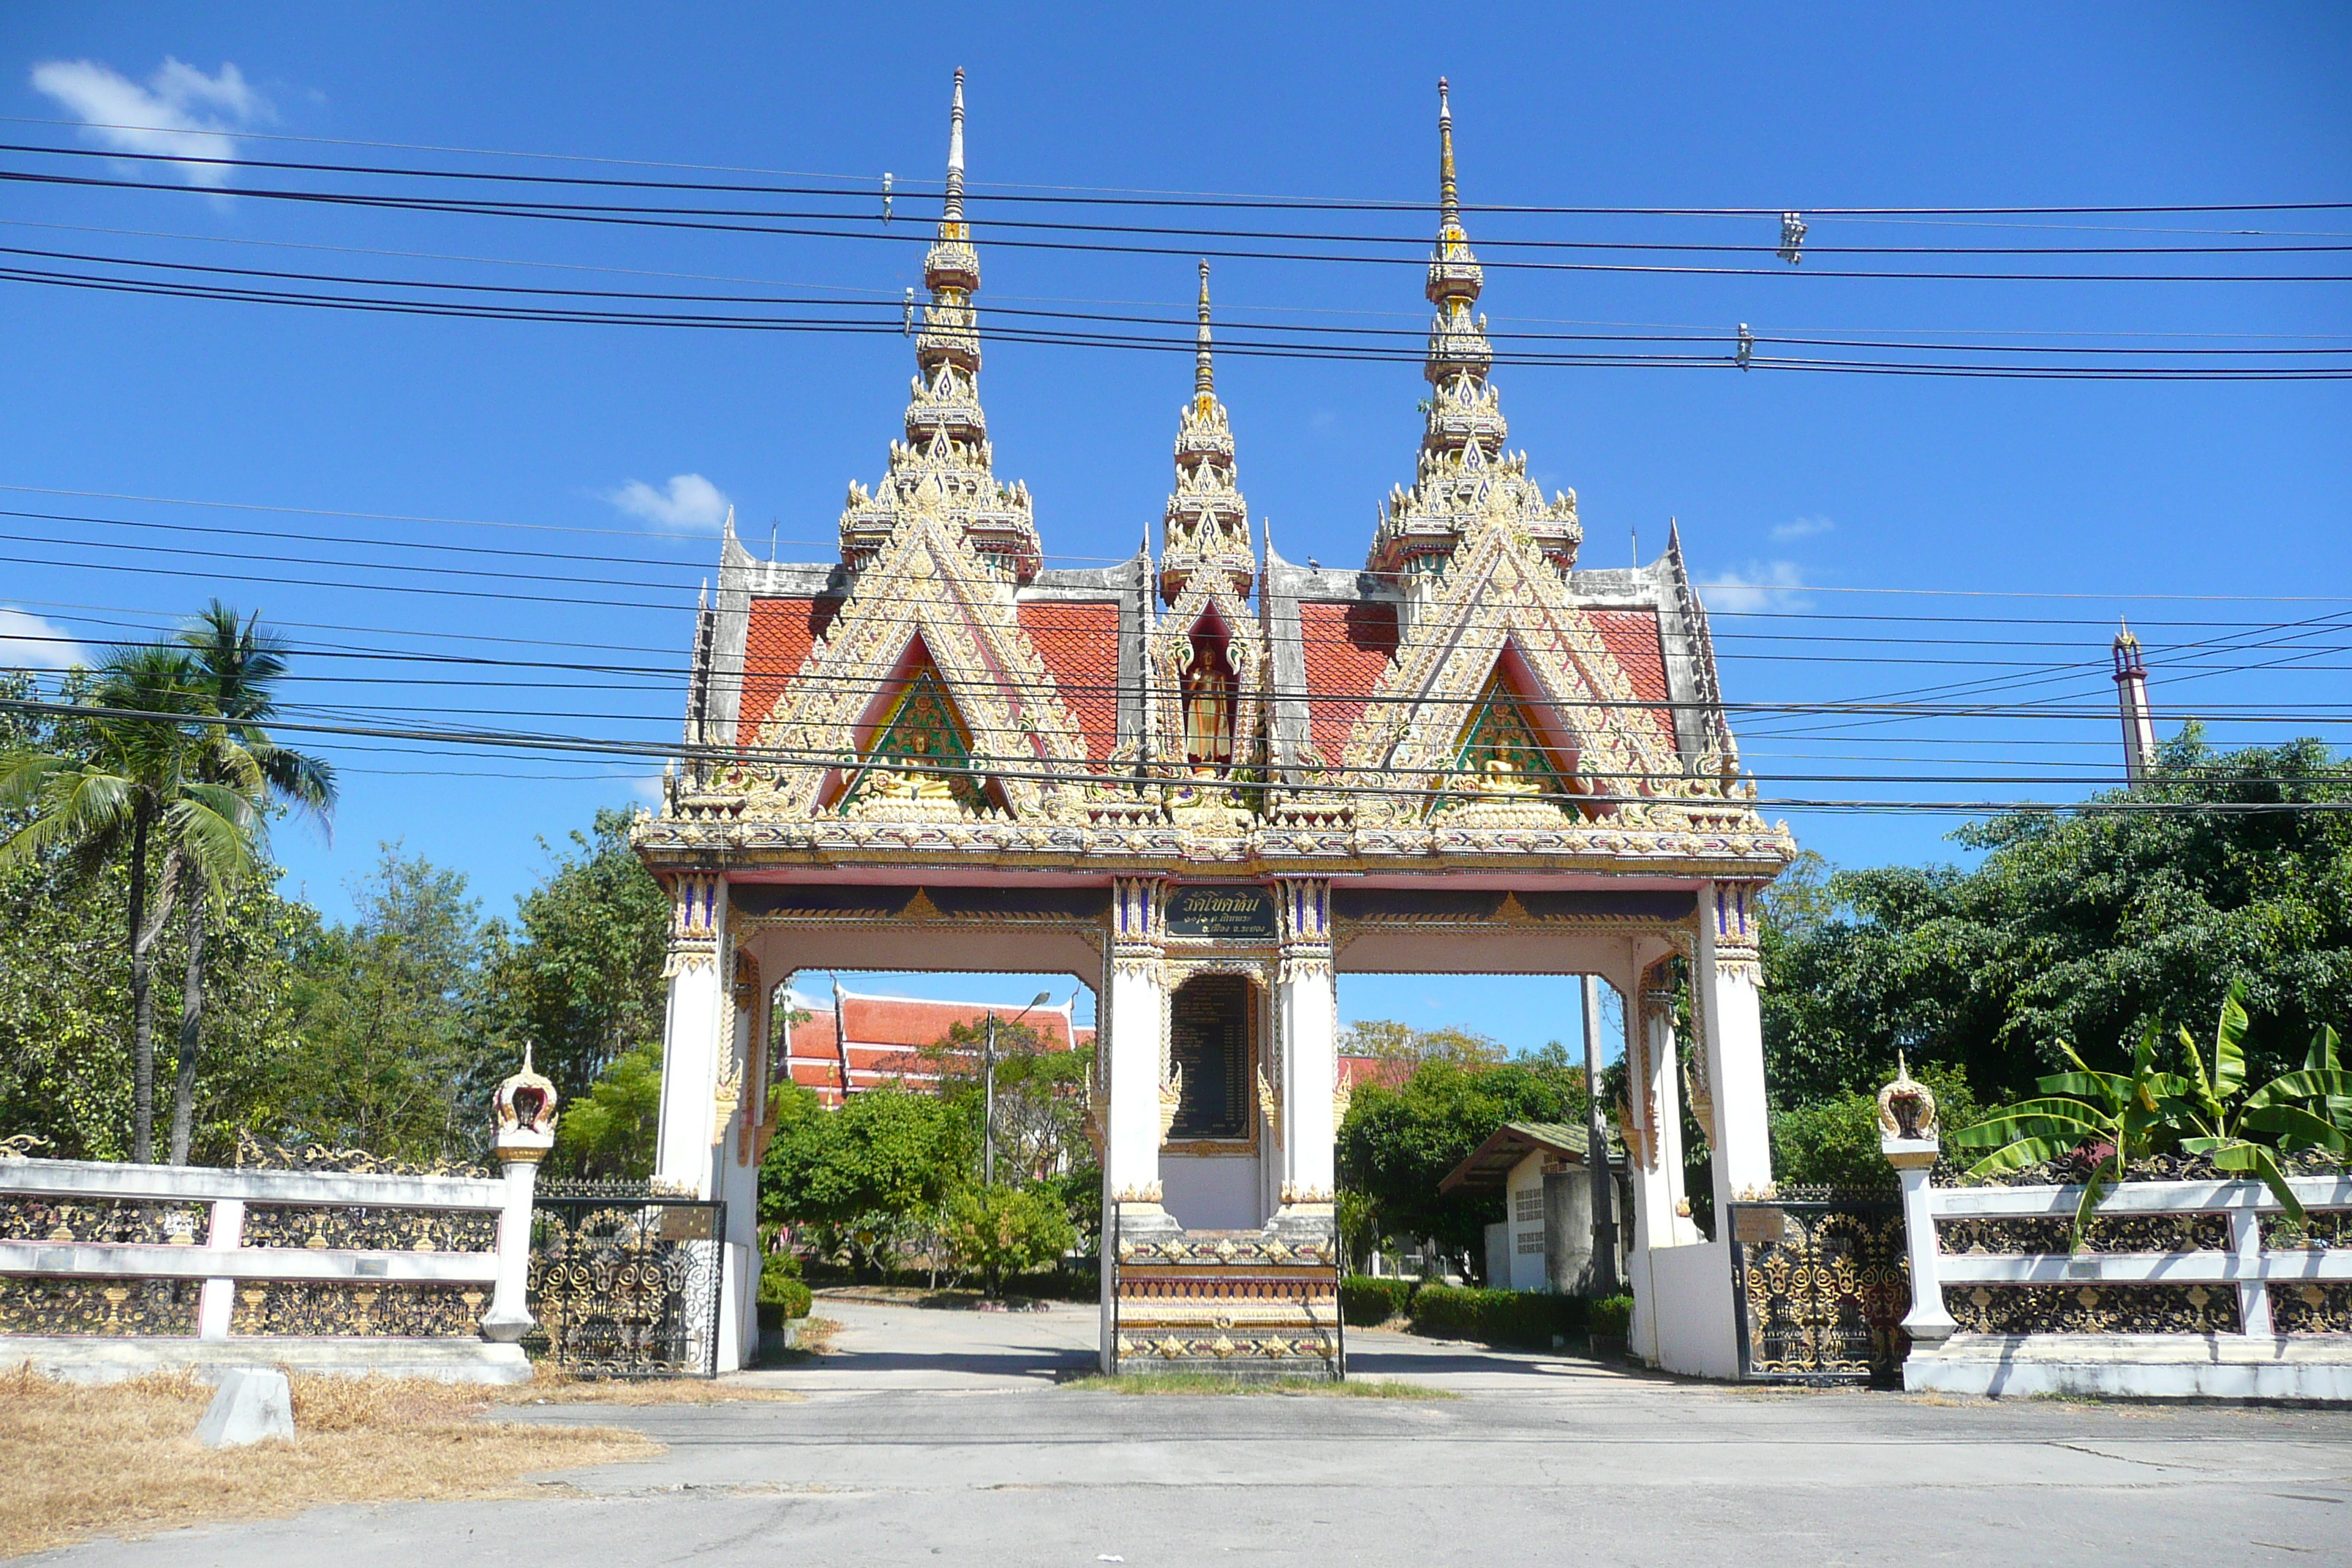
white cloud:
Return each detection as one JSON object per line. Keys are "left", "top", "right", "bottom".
{"left": 0, "top": 607, "right": 89, "bottom": 669}
{"left": 606, "top": 473, "right": 732, "bottom": 532}
{"left": 1701, "top": 561, "right": 1812, "bottom": 614}
{"left": 29, "top": 57, "right": 271, "bottom": 188}
{"left": 1771, "top": 515, "right": 1835, "bottom": 543}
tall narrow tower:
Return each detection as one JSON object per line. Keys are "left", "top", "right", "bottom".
{"left": 2112, "top": 621, "right": 2157, "bottom": 783}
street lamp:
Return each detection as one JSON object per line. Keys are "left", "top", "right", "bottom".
{"left": 983, "top": 990, "right": 1055, "bottom": 1188}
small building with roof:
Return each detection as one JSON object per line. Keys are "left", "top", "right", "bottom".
{"left": 1441, "top": 1120, "right": 1630, "bottom": 1294}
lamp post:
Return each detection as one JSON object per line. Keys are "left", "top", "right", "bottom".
{"left": 983, "top": 990, "right": 1055, "bottom": 1188}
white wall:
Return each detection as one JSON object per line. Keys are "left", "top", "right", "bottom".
{"left": 1161, "top": 1154, "right": 1262, "bottom": 1231}
{"left": 1505, "top": 1153, "right": 1548, "bottom": 1292}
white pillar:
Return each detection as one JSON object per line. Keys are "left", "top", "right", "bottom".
{"left": 1695, "top": 881, "right": 1774, "bottom": 1216}
{"left": 1101, "top": 878, "right": 1169, "bottom": 1373}
{"left": 197, "top": 1197, "right": 244, "bottom": 1341}
{"left": 480, "top": 1157, "right": 544, "bottom": 1343}
{"left": 654, "top": 872, "right": 728, "bottom": 1197}
{"left": 1880, "top": 1081, "right": 1955, "bottom": 1346}
{"left": 714, "top": 953, "right": 761, "bottom": 1372}
{"left": 1626, "top": 967, "right": 1696, "bottom": 1252}
{"left": 1275, "top": 878, "right": 1337, "bottom": 1210}
{"left": 1625, "top": 961, "right": 1696, "bottom": 1367}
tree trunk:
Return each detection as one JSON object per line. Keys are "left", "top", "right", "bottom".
{"left": 169, "top": 888, "right": 208, "bottom": 1165}
{"left": 127, "top": 811, "right": 156, "bottom": 1165}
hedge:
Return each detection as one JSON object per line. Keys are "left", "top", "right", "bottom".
{"left": 1588, "top": 1294, "right": 1633, "bottom": 1337}
{"left": 1339, "top": 1275, "right": 1420, "bottom": 1326}
{"left": 1408, "top": 1286, "right": 1588, "bottom": 1346}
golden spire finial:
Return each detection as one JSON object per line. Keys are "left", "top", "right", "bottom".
{"left": 1195, "top": 258, "right": 1215, "bottom": 402}
{"left": 943, "top": 67, "right": 967, "bottom": 222}
{"left": 1438, "top": 77, "right": 1458, "bottom": 229}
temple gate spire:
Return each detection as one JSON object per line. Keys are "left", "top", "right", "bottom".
{"left": 837, "top": 67, "right": 1043, "bottom": 585}
{"left": 1159, "top": 259, "right": 1254, "bottom": 603}
{"left": 1367, "top": 79, "right": 1580, "bottom": 582}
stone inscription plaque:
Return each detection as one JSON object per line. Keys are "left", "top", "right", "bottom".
{"left": 1166, "top": 886, "right": 1276, "bottom": 941}
{"left": 1168, "top": 973, "right": 1251, "bottom": 1141}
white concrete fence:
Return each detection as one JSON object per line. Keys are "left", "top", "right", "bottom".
{"left": 1888, "top": 1138, "right": 2352, "bottom": 1398}
{"left": 0, "top": 1156, "right": 541, "bottom": 1383}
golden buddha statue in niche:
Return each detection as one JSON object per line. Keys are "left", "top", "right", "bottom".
{"left": 1181, "top": 638, "right": 1236, "bottom": 776}
{"left": 1467, "top": 755, "right": 1545, "bottom": 796}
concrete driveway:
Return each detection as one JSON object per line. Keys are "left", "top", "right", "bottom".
{"left": 39, "top": 1296, "right": 2352, "bottom": 1567}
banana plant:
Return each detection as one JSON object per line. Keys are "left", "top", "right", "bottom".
{"left": 2160, "top": 985, "right": 2343, "bottom": 1229}
{"left": 1950, "top": 1023, "right": 2185, "bottom": 1249}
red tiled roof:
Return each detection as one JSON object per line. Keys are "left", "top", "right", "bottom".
{"left": 1017, "top": 601, "right": 1123, "bottom": 764}
{"left": 781, "top": 995, "right": 1094, "bottom": 1106}
{"left": 739, "top": 595, "right": 841, "bottom": 747}
{"left": 1584, "top": 607, "right": 1678, "bottom": 749}
{"left": 1338, "top": 1055, "right": 1414, "bottom": 1091}
{"left": 1298, "top": 601, "right": 1399, "bottom": 766}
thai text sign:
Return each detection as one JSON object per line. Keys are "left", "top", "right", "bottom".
{"left": 1166, "top": 886, "right": 1276, "bottom": 939}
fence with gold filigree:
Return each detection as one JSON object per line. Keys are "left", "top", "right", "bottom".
{"left": 0, "top": 1156, "right": 515, "bottom": 1349}
{"left": 1728, "top": 1194, "right": 1910, "bottom": 1384}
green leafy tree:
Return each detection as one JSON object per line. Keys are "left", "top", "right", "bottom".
{"left": 921, "top": 1016, "right": 1095, "bottom": 1184}
{"left": 1335, "top": 1058, "right": 1590, "bottom": 1274}
{"left": 1763, "top": 733, "right": 2352, "bottom": 1107}
{"left": 549, "top": 1041, "right": 664, "bottom": 1179}
{"left": 1341, "top": 1019, "right": 1509, "bottom": 1067}
{"left": 1769, "top": 1061, "right": 1986, "bottom": 1191}
{"left": 943, "top": 1183, "right": 1076, "bottom": 1297}
{"left": 758, "top": 1084, "right": 973, "bottom": 1266}
{"left": 279, "top": 845, "right": 491, "bottom": 1161}
{"left": 1, "top": 649, "right": 263, "bottom": 1161}
{"left": 478, "top": 809, "right": 669, "bottom": 1104}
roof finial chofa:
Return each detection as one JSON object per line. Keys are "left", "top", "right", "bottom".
{"left": 1195, "top": 258, "right": 1215, "bottom": 402}
{"left": 944, "top": 67, "right": 967, "bottom": 222}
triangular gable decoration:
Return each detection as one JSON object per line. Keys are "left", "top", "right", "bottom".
{"left": 833, "top": 641, "right": 1006, "bottom": 817}
{"left": 1436, "top": 663, "right": 1582, "bottom": 815}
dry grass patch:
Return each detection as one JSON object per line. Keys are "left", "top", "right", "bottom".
{"left": 0, "top": 1363, "right": 657, "bottom": 1560}
{"left": 496, "top": 1372, "right": 803, "bottom": 1406}
{"left": 1061, "top": 1371, "right": 1456, "bottom": 1399}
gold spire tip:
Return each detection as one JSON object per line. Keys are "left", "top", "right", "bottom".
{"left": 1437, "top": 78, "right": 1458, "bottom": 223}
{"left": 1195, "top": 259, "right": 1214, "bottom": 399}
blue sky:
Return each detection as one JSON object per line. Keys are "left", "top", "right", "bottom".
{"left": 1, "top": 4, "right": 2345, "bottom": 1055}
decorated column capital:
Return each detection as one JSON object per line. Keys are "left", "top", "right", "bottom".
{"left": 1111, "top": 875, "right": 1169, "bottom": 979}
{"left": 666, "top": 872, "right": 725, "bottom": 976}
{"left": 1273, "top": 876, "right": 1333, "bottom": 982}
{"left": 1708, "top": 879, "right": 1762, "bottom": 982}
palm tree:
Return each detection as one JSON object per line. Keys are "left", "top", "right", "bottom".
{"left": 166, "top": 603, "right": 336, "bottom": 1163}
{"left": 0, "top": 646, "right": 263, "bottom": 1162}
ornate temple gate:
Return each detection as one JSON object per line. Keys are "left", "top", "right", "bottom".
{"left": 623, "top": 73, "right": 1798, "bottom": 1379}
{"left": 1728, "top": 1194, "right": 1911, "bottom": 1384}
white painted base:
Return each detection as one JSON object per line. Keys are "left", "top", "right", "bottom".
{"left": 0, "top": 1336, "right": 535, "bottom": 1384}
{"left": 1646, "top": 1240, "right": 1738, "bottom": 1379}
{"left": 1906, "top": 1333, "right": 2352, "bottom": 1402}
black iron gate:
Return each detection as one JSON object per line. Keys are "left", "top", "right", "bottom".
{"left": 527, "top": 1181, "right": 727, "bottom": 1377}
{"left": 1728, "top": 1193, "right": 1910, "bottom": 1385}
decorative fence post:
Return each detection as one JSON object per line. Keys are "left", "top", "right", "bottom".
{"left": 481, "top": 1049, "right": 559, "bottom": 1344}
{"left": 1879, "top": 1058, "right": 1955, "bottom": 1345}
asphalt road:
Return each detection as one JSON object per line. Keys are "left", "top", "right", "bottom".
{"left": 41, "top": 1297, "right": 2352, "bottom": 1567}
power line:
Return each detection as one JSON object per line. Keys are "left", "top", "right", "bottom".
{"left": 8, "top": 135, "right": 2349, "bottom": 220}
{"left": 10, "top": 164, "right": 2351, "bottom": 284}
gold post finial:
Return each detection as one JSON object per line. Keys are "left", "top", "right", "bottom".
{"left": 1438, "top": 77, "right": 1458, "bottom": 227}
{"left": 943, "top": 67, "right": 967, "bottom": 222}
{"left": 1195, "top": 258, "right": 1214, "bottom": 401}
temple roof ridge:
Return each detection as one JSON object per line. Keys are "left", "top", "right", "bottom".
{"left": 837, "top": 68, "right": 1043, "bottom": 586}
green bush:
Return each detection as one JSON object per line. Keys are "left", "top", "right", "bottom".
{"left": 1588, "top": 1294, "right": 1633, "bottom": 1337}
{"left": 1409, "top": 1286, "right": 1588, "bottom": 1346}
{"left": 759, "top": 1248, "right": 811, "bottom": 1316}
{"left": 1340, "top": 1275, "right": 1419, "bottom": 1326}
